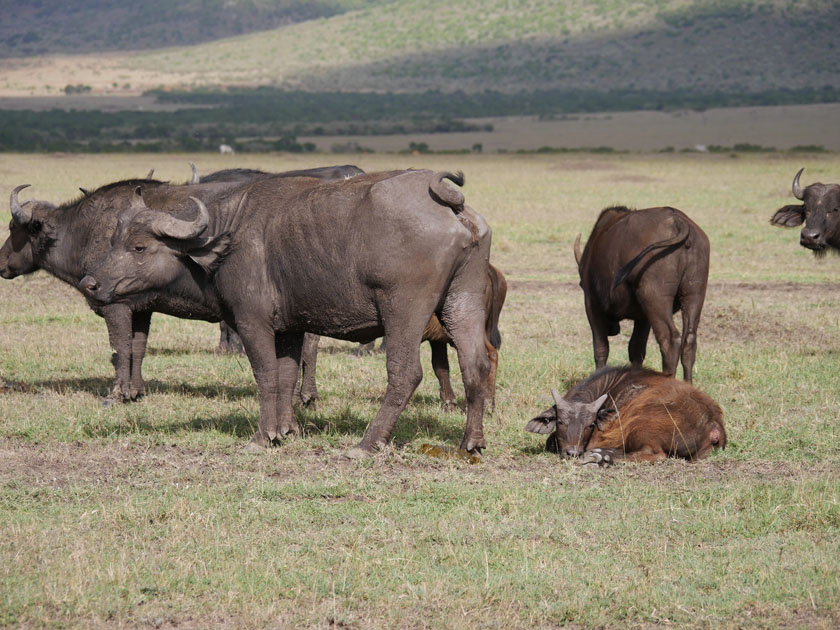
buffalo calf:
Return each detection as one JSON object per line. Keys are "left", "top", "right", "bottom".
{"left": 525, "top": 365, "right": 725, "bottom": 465}
{"left": 574, "top": 206, "right": 709, "bottom": 382}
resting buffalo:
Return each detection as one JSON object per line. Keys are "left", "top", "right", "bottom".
{"left": 574, "top": 206, "right": 710, "bottom": 383}
{"left": 770, "top": 168, "right": 840, "bottom": 254}
{"left": 525, "top": 365, "right": 726, "bottom": 465}
{"left": 1, "top": 164, "right": 360, "bottom": 403}
{"left": 79, "top": 170, "right": 493, "bottom": 457}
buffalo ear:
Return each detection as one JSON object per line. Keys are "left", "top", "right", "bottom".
{"left": 770, "top": 205, "right": 806, "bottom": 227}
{"left": 525, "top": 407, "right": 557, "bottom": 435}
{"left": 183, "top": 232, "right": 232, "bottom": 273}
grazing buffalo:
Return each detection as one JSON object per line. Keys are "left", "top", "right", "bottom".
{"left": 79, "top": 170, "right": 493, "bottom": 457}
{"left": 525, "top": 365, "right": 726, "bottom": 465}
{"left": 574, "top": 206, "right": 710, "bottom": 382}
{"left": 770, "top": 168, "right": 840, "bottom": 254}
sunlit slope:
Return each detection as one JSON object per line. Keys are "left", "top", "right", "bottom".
{"left": 120, "top": 0, "right": 840, "bottom": 93}
{"left": 2, "top": 0, "right": 838, "bottom": 97}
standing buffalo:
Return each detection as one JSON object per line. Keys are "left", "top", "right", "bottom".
{"left": 525, "top": 365, "right": 726, "bottom": 465}
{"left": 1, "top": 164, "right": 362, "bottom": 404}
{"left": 770, "top": 168, "right": 840, "bottom": 254}
{"left": 79, "top": 170, "right": 493, "bottom": 457}
{"left": 574, "top": 206, "right": 710, "bottom": 383}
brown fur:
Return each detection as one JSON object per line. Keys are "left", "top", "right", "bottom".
{"left": 587, "top": 374, "right": 725, "bottom": 463}
{"left": 526, "top": 365, "right": 725, "bottom": 465}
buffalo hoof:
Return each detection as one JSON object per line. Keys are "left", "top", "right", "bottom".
{"left": 580, "top": 448, "right": 614, "bottom": 467}
{"left": 459, "top": 435, "right": 486, "bottom": 455}
{"left": 343, "top": 446, "right": 374, "bottom": 460}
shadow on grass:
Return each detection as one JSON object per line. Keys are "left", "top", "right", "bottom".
{"left": 31, "top": 377, "right": 256, "bottom": 401}
{"left": 301, "top": 406, "right": 464, "bottom": 445}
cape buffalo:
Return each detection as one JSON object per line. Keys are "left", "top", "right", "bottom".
{"left": 574, "top": 206, "right": 710, "bottom": 382}
{"left": 79, "top": 170, "right": 493, "bottom": 457}
{"left": 1, "top": 164, "right": 359, "bottom": 404}
{"left": 2, "top": 180, "right": 240, "bottom": 402}
{"left": 770, "top": 168, "right": 840, "bottom": 255}
{"left": 525, "top": 365, "right": 726, "bottom": 465}
{"left": 188, "top": 162, "right": 365, "bottom": 365}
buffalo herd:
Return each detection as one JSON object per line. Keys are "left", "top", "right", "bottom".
{"left": 0, "top": 165, "right": 831, "bottom": 464}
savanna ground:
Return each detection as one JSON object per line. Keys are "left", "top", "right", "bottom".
{"left": 1, "top": 151, "right": 839, "bottom": 629}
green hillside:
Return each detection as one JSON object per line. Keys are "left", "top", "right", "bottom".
{"left": 117, "top": 0, "right": 840, "bottom": 94}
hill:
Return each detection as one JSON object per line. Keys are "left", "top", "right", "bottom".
{"left": 1, "top": 0, "right": 838, "bottom": 98}
{"left": 0, "top": 0, "right": 394, "bottom": 57}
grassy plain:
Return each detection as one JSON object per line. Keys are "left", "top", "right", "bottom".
{"left": 1, "top": 151, "right": 839, "bottom": 628}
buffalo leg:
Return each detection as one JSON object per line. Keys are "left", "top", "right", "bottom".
{"left": 346, "top": 314, "right": 428, "bottom": 458}
{"left": 128, "top": 310, "right": 152, "bottom": 400}
{"left": 217, "top": 321, "right": 245, "bottom": 354}
{"left": 440, "top": 301, "right": 491, "bottom": 454}
{"left": 274, "top": 331, "right": 304, "bottom": 437}
{"left": 237, "top": 319, "right": 283, "bottom": 448}
{"left": 298, "top": 333, "right": 320, "bottom": 409}
{"left": 429, "top": 340, "right": 457, "bottom": 411}
{"left": 102, "top": 303, "right": 135, "bottom": 404}
{"left": 644, "top": 298, "right": 681, "bottom": 378}
{"left": 679, "top": 295, "right": 705, "bottom": 383}
{"left": 484, "top": 334, "right": 499, "bottom": 413}
{"left": 586, "top": 309, "right": 611, "bottom": 370}
{"left": 628, "top": 318, "right": 650, "bottom": 367}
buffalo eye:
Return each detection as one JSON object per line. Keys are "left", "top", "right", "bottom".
{"left": 132, "top": 245, "right": 146, "bottom": 253}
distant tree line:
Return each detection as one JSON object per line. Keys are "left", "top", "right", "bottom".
{"left": 1, "top": 86, "right": 838, "bottom": 153}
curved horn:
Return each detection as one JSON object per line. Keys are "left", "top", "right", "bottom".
{"left": 145, "top": 168, "right": 155, "bottom": 180}
{"left": 148, "top": 196, "right": 209, "bottom": 240}
{"left": 189, "top": 162, "right": 199, "bottom": 185}
{"left": 79, "top": 187, "right": 91, "bottom": 197}
{"left": 792, "top": 167, "right": 805, "bottom": 200}
{"left": 550, "top": 387, "right": 564, "bottom": 409}
{"left": 10, "top": 184, "right": 32, "bottom": 225}
{"left": 573, "top": 233, "right": 582, "bottom": 266}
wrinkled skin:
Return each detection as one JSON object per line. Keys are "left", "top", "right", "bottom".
{"left": 526, "top": 365, "right": 726, "bottom": 465}
{"left": 770, "top": 168, "right": 840, "bottom": 255}
{"left": 80, "top": 170, "right": 493, "bottom": 457}
{"left": 575, "top": 206, "right": 710, "bottom": 383}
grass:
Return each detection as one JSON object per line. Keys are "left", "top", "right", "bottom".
{"left": 1, "top": 152, "right": 840, "bottom": 628}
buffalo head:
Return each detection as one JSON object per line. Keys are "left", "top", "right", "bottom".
{"left": 79, "top": 193, "right": 230, "bottom": 304}
{"left": 771, "top": 168, "right": 840, "bottom": 255}
{"left": 525, "top": 389, "right": 609, "bottom": 457}
{"left": 0, "top": 185, "right": 60, "bottom": 279}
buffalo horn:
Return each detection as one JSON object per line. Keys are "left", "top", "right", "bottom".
{"left": 550, "top": 387, "right": 564, "bottom": 409}
{"left": 573, "top": 233, "right": 582, "bottom": 266}
{"left": 149, "top": 196, "right": 209, "bottom": 240}
{"left": 145, "top": 168, "right": 155, "bottom": 180}
{"left": 189, "top": 162, "right": 199, "bottom": 185}
{"left": 10, "top": 184, "right": 32, "bottom": 225}
{"left": 792, "top": 167, "right": 805, "bottom": 200}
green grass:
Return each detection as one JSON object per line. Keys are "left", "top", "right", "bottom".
{"left": 1, "top": 152, "right": 840, "bottom": 628}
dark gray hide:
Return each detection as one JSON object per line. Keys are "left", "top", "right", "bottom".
{"left": 770, "top": 168, "right": 840, "bottom": 255}
{"left": 80, "top": 170, "right": 493, "bottom": 457}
